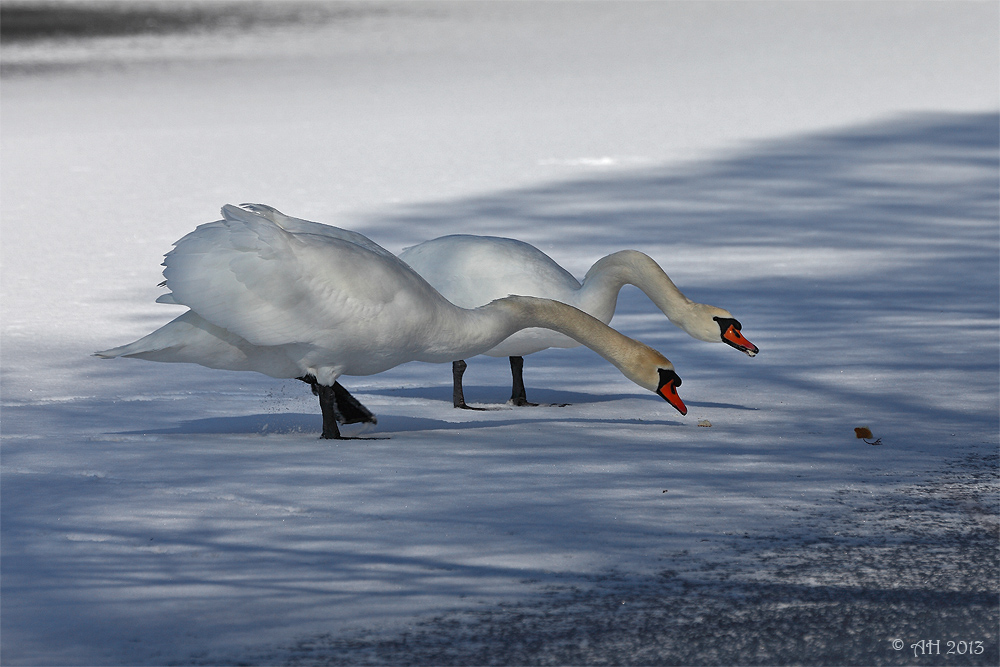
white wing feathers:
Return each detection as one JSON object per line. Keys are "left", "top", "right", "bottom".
{"left": 158, "top": 206, "right": 402, "bottom": 348}
{"left": 224, "top": 203, "right": 397, "bottom": 259}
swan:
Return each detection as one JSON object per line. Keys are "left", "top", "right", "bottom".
{"left": 398, "top": 235, "right": 757, "bottom": 408}
{"left": 96, "top": 204, "right": 688, "bottom": 438}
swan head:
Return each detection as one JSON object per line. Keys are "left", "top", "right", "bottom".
{"left": 656, "top": 367, "right": 687, "bottom": 416}
{"left": 711, "top": 314, "right": 759, "bottom": 357}
{"left": 624, "top": 346, "right": 687, "bottom": 416}
{"left": 683, "top": 304, "right": 759, "bottom": 357}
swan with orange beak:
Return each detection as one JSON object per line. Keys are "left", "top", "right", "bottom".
{"left": 713, "top": 316, "right": 759, "bottom": 357}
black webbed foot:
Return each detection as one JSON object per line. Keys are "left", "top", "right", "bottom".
{"left": 331, "top": 382, "right": 377, "bottom": 425}
{"left": 510, "top": 396, "right": 539, "bottom": 407}
{"left": 455, "top": 401, "right": 489, "bottom": 411}
{"left": 298, "top": 375, "right": 378, "bottom": 439}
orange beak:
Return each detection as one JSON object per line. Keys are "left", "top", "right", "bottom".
{"left": 657, "top": 378, "right": 688, "bottom": 416}
{"left": 722, "top": 325, "right": 759, "bottom": 357}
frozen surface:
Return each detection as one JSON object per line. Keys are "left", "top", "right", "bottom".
{"left": 1, "top": 2, "right": 998, "bottom": 665}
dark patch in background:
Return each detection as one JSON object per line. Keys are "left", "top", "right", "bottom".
{"left": 0, "top": 1, "right": 378, "bottom": 42}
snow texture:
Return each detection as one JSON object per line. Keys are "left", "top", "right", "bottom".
{"left": 2, "top": 2, "right": 998, "bottom": 665}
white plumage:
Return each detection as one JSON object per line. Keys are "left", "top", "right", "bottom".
{"left": 97, "top": 205, "right": 688, "bottom": 437}
{"left": 399, "top": 234, "right": 757, "bottom": 407}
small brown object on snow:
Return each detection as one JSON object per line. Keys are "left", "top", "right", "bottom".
{"left": 854, "top": 426, "right": 882, "bottom": 446}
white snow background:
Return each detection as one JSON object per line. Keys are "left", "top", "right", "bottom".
{"left": 1, "top": 1, "right": 998, "bottom": 665}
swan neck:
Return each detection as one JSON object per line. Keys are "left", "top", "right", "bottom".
{"left": 582, "top": 250, "right": 695, "bottom": 324}
{"left": 490, "top": 295, "right": 639, "bottom": 372}
{"left": 426, "top": 294, "right": 654, "bottom": 385}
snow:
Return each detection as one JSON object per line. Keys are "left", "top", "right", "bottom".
{"left": 1, "top": 2, "right": 998, "bottom": 665}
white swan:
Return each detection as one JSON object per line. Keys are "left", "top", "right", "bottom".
{"left": 398, "top": 235, "right": 757, "bottom": 408}
{"left": 96, "top": 205, "right": 688, "bottom": 438}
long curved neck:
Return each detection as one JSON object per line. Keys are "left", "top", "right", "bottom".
{"left": 477, "top": 295, "right": 651, "bottom": 378}
{"left": 580, "top": 250, "right": 696, "bottom": 325}
{"left": 413, "top": 294, "right": 663, "bottom": 390}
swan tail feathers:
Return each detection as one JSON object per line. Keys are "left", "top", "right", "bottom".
{"left": 94, "top": 312, "right": 205, "bottom": 361}
{"left": 94, "top": 331, "right": 176, "bottom": 361}
{"left": 93, "top": 312, "right": 259, "bottom": 372}
{"left": 93, "top": 343, "right": 135, "bottom": 359}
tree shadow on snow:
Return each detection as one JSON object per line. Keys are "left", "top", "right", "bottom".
{"left": 116, "top": 411, "right": 688, "bottom": 437}
{"left": 359, "top": 111, "right": 999, "bottom": 437}
{"left": 8, "top": 113, "right": 997, "bottom": 667}
{"left": 77, "top": 112, "right": 999, "bottom": 440}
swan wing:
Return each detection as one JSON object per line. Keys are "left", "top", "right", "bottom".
{"left": 228, "top": 203, "right": 397, "bottom": 259}
{"left": 160, "top": 207, "right": 430, "bottom": 348}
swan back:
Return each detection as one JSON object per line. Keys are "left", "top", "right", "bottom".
{"left": 400, "top": 235, "right": 588, "bottom": 356}
{"left": 227, "top": 203, "right": 397, "bottom": 260}
{"left": 400, "top": 235, "right": 582, "bottom": 308}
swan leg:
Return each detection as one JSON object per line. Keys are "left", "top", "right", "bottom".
{"left": 452, "top": 360, "right": 487, "bottom": 410}
{"left": 297, "top": 377, "right": 385, "bottom": 439}
{"left": 311, "top": 382, "right": 344, "bottom": 439}
{"left": 298, "top": 376, "right": 377, "bottom": 434}
{"left": 509, "top": 356, "right": 538, "bottom": 407}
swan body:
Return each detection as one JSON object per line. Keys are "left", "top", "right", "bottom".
{"left": 398, "top": 235, "right": 757, "bottom": 406}
{"left": 97, "top": 205, "right": 687, "bottom": 437}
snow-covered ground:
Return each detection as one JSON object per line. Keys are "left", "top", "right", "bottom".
{"left": 2, "top": 2, "right": 998, "bottom": 665}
